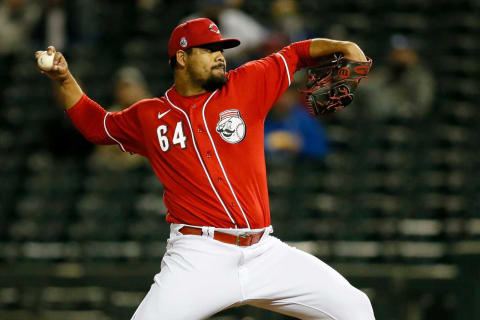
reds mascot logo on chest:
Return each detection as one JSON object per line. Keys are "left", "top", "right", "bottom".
{"left": 215, "top": 109, "right": 246, "bottom": 144}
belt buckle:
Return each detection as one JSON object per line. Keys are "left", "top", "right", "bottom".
{"left": 235, "top": 233, "right": 250, "bottom": 246}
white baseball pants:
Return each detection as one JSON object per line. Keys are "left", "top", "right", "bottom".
{"left": 131, "top": 225, "right": 375, "bottom": 320}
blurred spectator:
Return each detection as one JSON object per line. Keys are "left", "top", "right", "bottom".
{"left": 257, "top": 0, "right": 311, "bottom": 58}
{"left": 0, "top": 0, "right": 41, "bottom": 56}
{"left": 35, "top": 0, "right": 129, "bottom": 52}
{"left": 0, "top": 0, "right": 40, "bottom": 91}
{"left": 32, "top": 0, "right": 73, "bottom": 52}
{"left": 265, "top": 87, "right": 329, "bottom": 161}
{"left": 44, "top": 0, "right": 67, "bottom": 51}
{"left": 183, "top": 0, "right": 268, "bottom": 67}
{"left": 361, "top": 35, "right": 435, "bottom": 120}
{"left": 270, "top": 0, "right": 310, "bottom": 42}
{"left": 111, "top": 66, "right": 151, "bottom": 110}
{"left": 88, "top": 66, "right": 151, "bottom": 170}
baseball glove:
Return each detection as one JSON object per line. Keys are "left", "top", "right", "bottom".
{"left": 303, "top": 54, "right": 372, "bottom": 116}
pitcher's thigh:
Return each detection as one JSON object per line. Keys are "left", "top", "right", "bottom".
{"left": 246, "top": 238, "right": 375, "bottom": 320}
{"left": 131, "top": 237, "right": 243, "bottom": 320}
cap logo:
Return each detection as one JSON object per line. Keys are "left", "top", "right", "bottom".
{"left": 209, "top": 23, "right": 220, "bottom": 34}
{"left": 180, "top": 37, "right": 188, "bottom": 48}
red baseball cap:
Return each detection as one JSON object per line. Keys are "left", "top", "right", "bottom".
{"left": 168, "top": 18, "right": 240, "bottom": 58}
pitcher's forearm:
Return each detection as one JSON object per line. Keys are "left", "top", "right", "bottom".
{"left": 310, "top": 38, "right": 367, "bottom": 62}
{"left": 56, "top": 72, "right": 84, "bottom": 110}
{"left": 35, "top": 46, "right": 83, "bottom": 109}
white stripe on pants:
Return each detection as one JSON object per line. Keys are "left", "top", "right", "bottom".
{"left": 131, "top": 228, "right": 375, "bottom": 320}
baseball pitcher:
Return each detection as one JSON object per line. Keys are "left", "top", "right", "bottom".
{"left": 36, "top": 18, "right": 374, "bottom": 320}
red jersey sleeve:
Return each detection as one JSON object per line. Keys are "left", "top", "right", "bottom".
{"left": 66, "top": 94, "right": 146, "bottom": 156}
{"left": 228, "top": 40, "right": 314, "bottom": 119}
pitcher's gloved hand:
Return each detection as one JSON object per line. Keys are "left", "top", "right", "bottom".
{"left": 303, "top": 54, "right": 373, "bottom": 116}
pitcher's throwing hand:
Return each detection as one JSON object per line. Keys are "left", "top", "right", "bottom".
{"left": 35, "top": 46, "right": 69, "bottom": 81}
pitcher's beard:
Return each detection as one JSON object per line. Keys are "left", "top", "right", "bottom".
{"left": 202, "top": 73, "right": 227, "bottom": 92}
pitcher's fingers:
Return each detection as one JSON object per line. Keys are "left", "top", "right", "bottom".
{"left": 53, "top": 52, "right": 63, "bottom": 65}
{"left": 47, "top": 46, "right": 56, "bottom": 55}
{"left": 34, "top": 51, "right": 44, "bottom": 59}
{"left": 53, "top": 64, "right": 67, "bottom": 73}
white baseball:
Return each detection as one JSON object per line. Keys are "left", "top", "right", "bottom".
{"left": 37, "top": 51, "right": 55, "bottom": 71}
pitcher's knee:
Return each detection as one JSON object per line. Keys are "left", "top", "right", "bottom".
{"left": 356, "top": 290, "right": 375, "bottom": 319}
{"left": 336, "top": 288, "right": 375, "bottom": 320}
{"left": 350, "top": 289, "right": 375, "bottom": 320}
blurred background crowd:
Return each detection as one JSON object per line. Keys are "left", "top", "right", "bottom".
{"left": 0, "top": 0, "right": 479, "bottom": 319}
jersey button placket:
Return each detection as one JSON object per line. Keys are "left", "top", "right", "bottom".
{"left": 189, "top": 96, "right": 240, "bottom": 227}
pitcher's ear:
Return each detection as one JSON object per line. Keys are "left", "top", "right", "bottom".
{"left": 176, "top": 50, "right": 187, "bottom": 68}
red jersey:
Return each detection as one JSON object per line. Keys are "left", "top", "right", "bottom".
{"left": 67, "top": 41, "right": 315, "bottom": 229}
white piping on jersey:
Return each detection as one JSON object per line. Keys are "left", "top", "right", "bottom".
{"left": 104, "top": 112, "right": 126, "bottom": 152}
{"left": 276, "top": 53, "right": 291, "bottom": 86}
{"left": 202, "top": 91, "right": 251, "bottom": 230}
{"left": 165, "top": 89, "right": 237, "bottom": 227}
